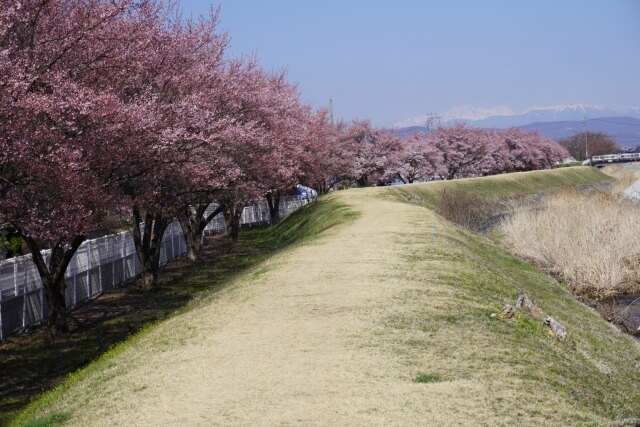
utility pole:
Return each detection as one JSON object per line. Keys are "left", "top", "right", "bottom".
{"left": 584, "top": 114, "right": 589, "bottom": 159}
{"left": 329, "top": 99, "right": 334, "bottom": 126}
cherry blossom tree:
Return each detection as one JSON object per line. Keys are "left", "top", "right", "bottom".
{"left": 395, "top": 133, "right": 444, "bottom": 183}
{"left": 205, "top": 65, "right": 284, "bottom": 241}
{"left": 104, "top": 6, "right": 232, "bottom": 284}
{"left": 340, "top": 121, "right": 403, "bottom": 186}
{"left": 427, "top": 124, "right": 494, "bottom": 179}
{"left": 296, "top": 109, "right": 345, "bottom": 195}
{"left": 497, "top": 128, "right": 568, "bottom": 172}
{"left": 0, "top": 0, "right": 159, "bottom": 336}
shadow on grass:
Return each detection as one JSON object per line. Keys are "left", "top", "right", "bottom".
{"left": 0, "top": 197, "right": 357, "bottom": 425}
{"left": 0, "top": 233, "right": 270, "bottom": 424}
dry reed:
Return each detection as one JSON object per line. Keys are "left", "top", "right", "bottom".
{"left": 501, "top": 189, "right": 640, "bottom": 300}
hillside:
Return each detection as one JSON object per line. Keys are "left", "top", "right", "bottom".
{"left": 14, "top": 168, "right": 640, "bottom": 426}
{"left": 394, "top": 116, "right": 640, "bottom": 149}
{"left": 395, "top": 105, "right": 640, "bottom": 129}
{"left": 518, "top": 117, "right": 640, "bottom": 149}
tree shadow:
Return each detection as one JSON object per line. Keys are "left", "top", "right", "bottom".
{"left": 0, "top": 232, "right": 272, "bottom": 424}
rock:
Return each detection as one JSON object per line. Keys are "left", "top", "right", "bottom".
{"left": 543, "top": 316, "right": 567, "bottom": 340}
{"left": 498, "top": 304, "right": 516, "bottom": 319}
{"left": 610, "top": 418, "right": 640, "bottom": 427}
{"left": 516, "top": 293, "right": 535, "bottom": 309}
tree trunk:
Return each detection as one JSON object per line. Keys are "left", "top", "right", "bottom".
{"left": 141, "top": 261, "right": 158, "bottom": 289}
{"left": 131, "top": 206, "right": 169, "bottom": 289}
{"left": 266, "top": 191, "right": 281, "bottom": 225}
{"left": 317, "top": 180, "right": 329, "bottom": 195}
{"left": 182, "top": 222, "right": 201, "bottom": 262}
{"left": 178, "top": 203, "right": 223, "bottom": 262}
{"left": 23, "top": 235, "right": 85, "bottom": 341}
{"left": 222, "top": 203, "right": 243, "bottom": 243}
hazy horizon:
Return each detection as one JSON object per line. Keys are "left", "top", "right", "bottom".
{"left": 178, "top": 0, "right": 640, "bottom": 127}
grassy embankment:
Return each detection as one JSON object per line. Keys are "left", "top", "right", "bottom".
{"left": 13, "top": 167, "right": 640, "bottom": 425}
{"left": 376, "top": 168, "right": 640, "bottom": 421}
{"left": 384, "top": 166, "right": 611, "bottom": 208}
{"left": 2, "top": 198, "right": 357, "bottom": 426}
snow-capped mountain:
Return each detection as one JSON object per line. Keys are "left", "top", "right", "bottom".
{"left": 395, "top": 105, "right": 640, "bottom": 129}
{"left": 393, "top": 114, "right": 640, "bottom": 149}
{"left": 395, "top": 105, "right": 514, "bottom": 127}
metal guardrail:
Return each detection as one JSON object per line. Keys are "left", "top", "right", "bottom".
{"left": 591, "top": 152, "right": 640, "bottom": 165}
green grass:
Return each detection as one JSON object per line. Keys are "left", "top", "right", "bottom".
{"left": 413, "top": 373, "right": 443, "bottom": 384}
{"left": 370, "top": 168, "right": 639, "bottom": 422}
{"left": 555, "top": 161, "right": 583, "bottom": 168}
{"left": 246, "top": 195, "right": 359, "bottom": 250}
{"left": 382, "top": 167, "right": 612, "bottom": 208}
{"left": 20, "top": 413, "right": 70, "bottom": 427}
{"left": 6, "top": 196, "right": 357, "bottom": 427}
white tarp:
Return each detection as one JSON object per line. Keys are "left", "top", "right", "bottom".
{"left": 623, "top": 178, "right": 640, "bottom": 201}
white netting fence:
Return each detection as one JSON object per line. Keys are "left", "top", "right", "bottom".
{"left": 0, "top": 195, "right": 312, "bottom": 339}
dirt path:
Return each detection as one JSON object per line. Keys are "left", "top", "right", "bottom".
{"left": 32, "top": 189, "right": 608, "bottom": 425}
{"left": 62, "top": 192, "right": 436, "bottom": 425}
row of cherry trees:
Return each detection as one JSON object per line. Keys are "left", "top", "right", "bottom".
{"left": 336, "top": 121, "right": 568, "bottom": 186}
{"left": 0, "top": 0, "right": 567, "bottom": 338}
{"left": 0, "top": 0, "right": 340, "bottom": 337}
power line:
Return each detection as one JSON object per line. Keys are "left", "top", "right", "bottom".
{"left": 591, "top": 118, "right": 640, "bottom": 127}
{"left": 519, "top": 121, "right": 574, "bottom": 128}
{"left": 521, "top": 118, "right": 640, "bottom": 128}
{"left": 609, "top": 136, "right": 640, "bottom": 139}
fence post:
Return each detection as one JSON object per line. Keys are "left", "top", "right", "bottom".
{"left": 112, "top": 235, "right": 116, "bottom": 288}
{"left": 0, "top": 286, "right": 3, "bottom": 340}
{"left": 171, "top": 223, "right": 176, "bottom": 261}
{"left": 72, "top": 251, "right": 78, "bottom": 307}
{"left": 13, "top": 260, "right": 18, "bottom": 297}
{"left": 86, "top": 241, "right": 92, "bottom": 297}
{"left": 122, "top": 234, "right": 127, "bottom": 282}
{"left": 22, "top": 264, "right": 27, "bottom": 322}
{"left": 40, "top": 285, "right": 45, "bottom": 321}
{"left": 96, "top": 240, "right": 103, "bottom": 294}
{"left": 22, "top": 288, "right": 26, "bottom": 328}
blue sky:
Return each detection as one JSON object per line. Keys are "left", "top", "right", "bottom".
{"left": 178, "top": 0, "right": 640, "bottom": 126}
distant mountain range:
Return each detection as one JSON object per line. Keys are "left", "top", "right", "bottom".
{"left": 393, "top": 105, "right": 640, "bottom": 149}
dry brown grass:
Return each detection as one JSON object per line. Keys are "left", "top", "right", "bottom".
{"left": 601, "top": 164, "right": 640, "bottom": 194}
{"left": 501, "top": 189, "right": 640, "bottom": 300}
{"left": 434, "top": 189, "right": 503, "bottom": 231}
{"left": 611, "top": 171, "right": 640, "bottom": 194}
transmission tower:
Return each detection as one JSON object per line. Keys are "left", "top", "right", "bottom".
{"left": 426, "top": 112, "right": 441, "bottom": 132}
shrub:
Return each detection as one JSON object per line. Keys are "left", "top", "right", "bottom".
{"left": 434, "top": 189, "right": 502, "bottom": 232}
{"left": 554, "top": 162, "right": 582, "bottom": 168}
{"left": 0, "top": 230, "right": 25, "bottom": 258}
{"left": 500, "top": 189, "right": 640, "bottom": 300}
